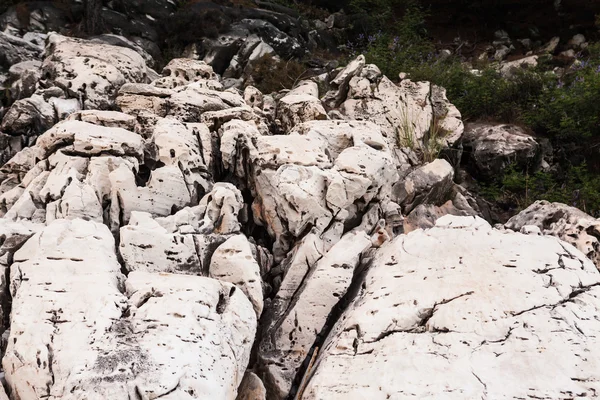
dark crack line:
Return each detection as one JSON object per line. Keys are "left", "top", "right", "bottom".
{"left": 472, "top": 370, "right": 487, "bottom": 399}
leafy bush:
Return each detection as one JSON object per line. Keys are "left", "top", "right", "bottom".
{"left": 248, "top": 54, "right": 309, "bottom": 94}
{"left": 347, "top": 1, "right": 433, "bottom": 78}
{"left": 479, "top": 163, "right": 600, "bottom": 217}
{"left": 525, "top": 44, "right": 600, "bottom": 140}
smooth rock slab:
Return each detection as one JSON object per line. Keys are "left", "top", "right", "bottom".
{"left": 302, "top": 215, "right": 600, "bottom": 399}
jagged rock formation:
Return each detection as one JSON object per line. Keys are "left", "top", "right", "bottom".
{"left": 0, "top": 31, "right": 599, "bottom": 400}
{"left": 506, "top": 200, "right": 600, "bottom": 269}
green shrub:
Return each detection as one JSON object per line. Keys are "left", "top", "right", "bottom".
{"left": 525, "top": 44, "right": 600, "bottom": 140}
{"left": 479, "top": 163, "right": 600, "bottom": 217}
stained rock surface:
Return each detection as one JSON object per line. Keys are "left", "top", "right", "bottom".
{"left": 301, "top": 216, "right": 600, "bottom": 399}
{"left": 0, "top": 30, "right": 599, "bottom": 400}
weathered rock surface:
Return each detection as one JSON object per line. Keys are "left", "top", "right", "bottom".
{"left": 506, "top": 200, "right": 600, "bottom": 269}
{"left": 43, "top": 33, "right": 150, "bottom": 110}
{"left": 302, "top": 215, "right": 600, "bottom": 399}
{"left": 0, "top": 32, "right": 43, "bottom": 68}
{"left": 462, "top": 123, "right": 542, "bottom": 180}
{"left": 236, "top": 371, "right": 267, "bottom": 400}
{"left": 394, "top": 159, "right": 455, "bottom": 213}
{"left": 4, "top": 218, "right": 257, "bottom": 399}
{"left": 259, "top": 229, "right": 373, "bottom": 399}
{"left": 333, "top": 58, "right": 464, "bottom": 163}
{"left": 276, "top": 81, "right": 328, "bottom": 131}
{"left": 2, "top": 41, "right": 597, "bottom": 400}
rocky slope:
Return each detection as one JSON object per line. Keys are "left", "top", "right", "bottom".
{"left": 0, "top": 23, "right": 599, "bottom": 400}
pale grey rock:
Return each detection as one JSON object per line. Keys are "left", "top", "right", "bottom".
{"left": 4, "top": 219, "right": 127, "bottom": 400}
{"left": 498, "top": 55, "right": 538, "bottom": 77}
{"left": 4, "top": 219, "right": 257, "bottom": 399}
{"left": 290, "top": 119, "right": 389, "bottom": 160}
{"left": 67, "top": 110, "right": 137, "bottom": 131}
{"left": 120, "top": 211, "right": 203, "bottom": 274}
{"left": 89, "top": 34, "right": 156, "bottom": 69}
{"left": 210, "top": 235, "right": 264, "bottom": 316}
{"left": 49, "top": 97, "right": 81, "bottom": 120}
{"left": 201, "top": 106, "right": 266, "bottom": 132}
{"left": 123, "top": 271, "right": 257, "bottom": 399}
{"left": 322, "top": 55, "right": 365, "bottom": 109}
{"left": 302, "top": 215, "right": 600, "bottom": 399}
{"left": 244, "top": 86, "right": 264, "bottom": 109}
{"left": 568, "top": 34, "right": 586, "bottom": 49}
{"left": 153, "top": 58, "right": 218, "bottom": 89}
{"left": 340, "top": 74, "right": 463, "bottom": 162}
{"left": 150, "top": 117, "right": 211, "bottom": 202}
{"left": 43, "top": 34, "right": 149, "bottom": 110}
{"left": 108, "top": 163, "right": 191, "bottom": 229}
{"left": 277, "top": 94, "right": 327, "bottom": 132}
{"left": 1, "top": 94, "right": 55, "bottom": 135}
{"left": 394, "top": 159, "right": 455, "bottom": 213}
{"left": 46, "top": 180, "right": 103, "bottom": 223}
{"left": 494, "top": 44, "right": 512, "bottom": 61}
{"left": 119, "top": 183, "right": 246, "bottom": 274}
{"left": 462, "top": 123, "right": 541, "bottom": 180}
{"left": 542, "top": 36, "right": 560, "bottom": 54}
{"left": 0, "top": 32, "right": 43, "bottom": 68}
{"left": 8, "top": 60, "right": 41, "bottom": 100}
{"left": 222, "top": 118, "right": 397, "bottom": 260}
{"left": 259, "top": 229, "right": 373, "bottom": 399}
{"left": 506, "top": 200, "right": 600, "bottom": 269}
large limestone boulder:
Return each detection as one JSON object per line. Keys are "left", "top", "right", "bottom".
{"left": 0, "top": 33, "right": 151, "bottom": 140}
{"left": 4, "top": 219, "right": 257, "bottom": 399}
{"left": 462, "top": 123, "right": 542, "bottom": 180}
{"left": 259, "top": 229, "right": 373, "bottom": 399}
{"left": 42, "top": 33, "right": 150, "bottom": 110}
{"left": 506, "top": 200, "right": 600, "bottom": 269}
{"left": 301, "top": 215, "right": 600, "bottom": 399}
{"left": 4, "top": 218, "right": 128, "bottom": 400}
{"left": 222, "top": 118, "right": 398, "bottom": 260}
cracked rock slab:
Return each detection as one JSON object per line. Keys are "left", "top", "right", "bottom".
{"left": 302, "top": 215, "right": 600, "bottom": 399}
{"left": 259, "top": 229, "right": 372, "bottom": 399}
{"left": 3, "top": 219, "right": 257, "bottom": 399}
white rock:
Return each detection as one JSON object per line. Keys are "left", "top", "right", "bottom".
{"left": 109, "top": 164, "right": 191, "bottom": 229}
{"left": 506, "top": 200, "right": 600, "bottom": 269}
{"left": 210, "top": 235, "right": 264, "bottom": 316}
{"left": 394, "top": 159, "right": 455, "bottom": 212}
{"left": 4, "top": 219, "right": 257, "bottom": 399}
{"left": 462, "top": 123, "right": 541, "bottom": 180}
{"left": 67, "top": 110, "right": 137, "bottom": 131}
{"left": 259, "top": 229, "right": 372, "bottom": 399}
{"left": 302, "top": 216, "right": 600, "bottom": 399}
{"left": 277, "top": 89, "right": 327, "bottom": 132}
{"left": 44, "top": 33, "right": 149, "bottom": 110}
{"left": 124, "top": 271, "right": 256, "bottom": 399}
{"left": 4, "top": 219, "right": 127, "bottom": 400}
